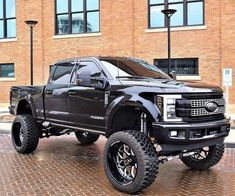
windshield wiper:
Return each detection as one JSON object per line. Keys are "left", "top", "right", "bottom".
{"left": 116, "top": 76, "right": 153, "bottom": 80}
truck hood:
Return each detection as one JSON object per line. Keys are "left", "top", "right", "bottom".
{"left": 117, "top": 79, "right": 223, "bottom": 94}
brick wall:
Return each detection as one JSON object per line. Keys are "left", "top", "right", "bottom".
{"left": 0, "top": 0, "right": 235, "bottom": 104}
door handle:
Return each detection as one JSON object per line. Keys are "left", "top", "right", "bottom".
{"left": 45, "top": 89, "right": 53, "bottom": 94}
{"left": 68, "top": 91, "right": 77, "bottom": 96}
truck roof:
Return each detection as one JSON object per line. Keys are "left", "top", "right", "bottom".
{"left": 55, "top": 56, "right": 145, "bottom": 65}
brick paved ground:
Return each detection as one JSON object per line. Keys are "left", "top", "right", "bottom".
{"left": 0, "top": 134, "right": 235, "bottom": 196}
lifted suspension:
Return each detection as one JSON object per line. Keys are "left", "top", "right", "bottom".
{"left": 159, "top": 151, "right": 196, "bottom": 164}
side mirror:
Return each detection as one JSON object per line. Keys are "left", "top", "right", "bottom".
{"left": 94, "top": 78, "right": 110, "bottom": 90}
{"left": 169, "top": 71, "right": 176, "bottom": 80}
{"left": 76, "top": 69, "right": 91, "bottom": 87}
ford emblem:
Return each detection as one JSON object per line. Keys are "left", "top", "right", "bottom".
{"left": 205, "top": 102, "right": 218, "bottom": 113}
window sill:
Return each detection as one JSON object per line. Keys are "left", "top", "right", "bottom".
{"left": 146, "top": 25, "right": 207, "bottom": 33}
{"left": 176, "top": 75, "right": 201, "bottom": 81}
{"left": 0, "top": 78, "right": 16, "bottom": 82}
{"left": 53, "top": 33, "right": 102, "bottom": 39}
{"left": 0, "top": 38, "right": 17, "bottom": 43}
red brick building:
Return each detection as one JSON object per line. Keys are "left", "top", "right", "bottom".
{"left": 0, "top": 0, "right": 235, "bottom": 105}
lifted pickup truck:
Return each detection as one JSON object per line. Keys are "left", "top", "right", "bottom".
{"left": 10, "top": 56, "right": 230, "bottom": 193}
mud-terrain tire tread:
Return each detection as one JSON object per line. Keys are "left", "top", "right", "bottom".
{"left": 181, "top": 144, "right": 224, "bottom": 170}
{"left": 104, "top": 130, "right": 158, "bottom": 194}
{"left": 11, "top": 115, "right": 39, "bottom": 154}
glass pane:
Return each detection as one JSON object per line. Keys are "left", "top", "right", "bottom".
{"left": 168, "top": 0, "right": 183, "bottom": 2}
{"left": 0, "top": 64, "right": 15, "bottom": 78}
{"left": 7, "top": 19, "right": 16, "bottom": 37}
{"left": 56, "top": 0, "right": 68, "bottom": 13}
{"left": 150, "top": 5, "right": 164, "bottom": 28}
{"left": 72, "top": 13, "right": 84, "bottom": 33}
{"left": 52, "top": 64, "right": 74, "bottom": 84}
{"left": 169, "top": 3, "right": 183, "bottom": 26}
{"left": 176, "top": 59, "right": 198, "bottom": 75}
{"left": 72, "top": 0, "right": 83, "bottom": 12}
{"left": 155, "top": 60, "right": 175, "bottom": 73}
{"left": 87, "top": 11, "right": 99, "bottom": 32}
{"left": 188, "top": 2, "right": 203, "bottom": 25}
{"left": 57, "top": 14, "right": 69, "bottom": 34}
{"left": 87, "top": 0, "right": 99, "bottom": 11}
{"left": 150, "top": 0, "right": 164, "bottom": 4}
{"left": 0, "top": 20, "right": 3, "bottom": 38}
{"left": 6, "top": 0, "right": 15, "bottom": 18}
{"left": 0, "top": 0, "right": 3, "bottom": 18}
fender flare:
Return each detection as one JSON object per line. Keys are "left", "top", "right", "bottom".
{"left": 105, "top": 94, "right": 161, "bottom": 134}
{"left": 15, "top": 95, "right": 37, "bottom": 118}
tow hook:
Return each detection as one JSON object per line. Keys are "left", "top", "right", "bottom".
{"left": 159, "top": 151, "right": 195, "bottom": 164}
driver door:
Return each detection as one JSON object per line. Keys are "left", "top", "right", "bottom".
{"left": 68, "top": 60, "right": 107, "bottom": 131}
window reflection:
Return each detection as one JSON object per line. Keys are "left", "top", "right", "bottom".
{"left": 57, "top": 14, "right": 69, "bottom": 34}
{"left": 188, "top": 2, "right": 203, "bottom": 25}
{"left": 72, "top": 13, "right": 84, "bottom": 33}
{"left": 7, "top": 19, "right": 16, "bottom": 37}
{"left": 6, "top": 0, "right": 15, "bottom": 18}
{"left": 0, "top": 64, "right": 15, "bottom": 78}
{"left": 169, "top": 3, "right": 183, "bottom": 26}
{"left": 56, "top": 0, "right": 100, "bottom": 34}
{"left": 149, "top": 0, "right": 204, "bottom": 28}
{"left": 87, "top": 12, "right": 99, "bottom": 32}
{"left": 0, "top": 0, "right": 16, "bottom": 38}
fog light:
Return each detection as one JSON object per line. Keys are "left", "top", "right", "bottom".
{"left": 170, "top": 130, "right": 185, "bottom": 138}
{"left": 170, "top": 131, "right": 178, "bottom": 137}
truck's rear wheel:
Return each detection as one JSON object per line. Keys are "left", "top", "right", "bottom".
{"left": 181, "top": 144, "right": 224, "bottom": 170}
{"left": 104, "top": 130, "right": 158, "bottom": 194}
{"left": 11, "top": 115, "right": 39, "bottom": 154}
{"left": 75, "top": 131, "right": 99, "bottom": 145}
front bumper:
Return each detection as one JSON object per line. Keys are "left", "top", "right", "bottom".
{"left": 152, "top": 118, "right": 230, "bottom": 151}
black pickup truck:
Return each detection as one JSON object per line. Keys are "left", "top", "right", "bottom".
{"left": 9, "top": 56, "right": 230, "bottom": 193}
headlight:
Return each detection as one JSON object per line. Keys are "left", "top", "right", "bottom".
{"left": 156, "top": 95, "right": 182, "bottom": 122}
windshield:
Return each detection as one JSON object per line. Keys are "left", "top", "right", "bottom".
{"left": 100, "top": 58, "right": 170, "bottom": 80}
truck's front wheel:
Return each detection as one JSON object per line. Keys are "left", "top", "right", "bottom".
{"left": 104, "top": 130, "right": 158, "bottom": 194}
{"left": 11, "top": 115, "right": 39, "bottom": 154}
{"left": 181, "top": 144, "right": 224, "bottom": 170}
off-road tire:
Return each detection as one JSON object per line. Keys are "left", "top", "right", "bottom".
{"left": 75, "top": 131, "right": 100, "bottom": 145}
{"left": 181, "top": 144, "right": 224, "bottom": 170}
{"left": 103, "top": 130, "right": 158, "bottom": 194}
{"left": 11, "top": 115, "right": 39, "bottom": 154}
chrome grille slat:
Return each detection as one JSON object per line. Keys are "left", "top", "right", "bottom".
{"left": 191, "top": 107, "right": 225, "bottom": 117}
{"left": 191, "top": 98, "right": 225, "bottom": 108}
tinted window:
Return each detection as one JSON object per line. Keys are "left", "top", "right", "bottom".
{"left": 155, "top": 58, "right": 199, "bottom": 75}
{"left": 0, "top": 63, "right": 15, "bottom": 78}
{"left": 78, "top": 61, "right": 101, "bottom": 77}
{"left": 101, "top": 58, "right": 170, "bottom": 79}
{"left": 71, "top": 61, "right": 102, "bottom": 84}
{"left": 52, "top": 64, "right": 74, "bottom": 84}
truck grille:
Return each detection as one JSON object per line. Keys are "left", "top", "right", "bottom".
{"left": 176, "top": 94, "right": 225, "bottom": 122}
{"left": 191, "top": 107, "right": 225, "bottom": 116}
{"left": 191, "top": 99, "right": 225, "bottom": 108}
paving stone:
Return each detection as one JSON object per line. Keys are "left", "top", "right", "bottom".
{"left": 0, "top": 134, "right": 234, "bottom": 195}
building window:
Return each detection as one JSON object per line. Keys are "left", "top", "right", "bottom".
{"left": 0, "top": 63, "right": 15, "bottom": 78}
{"left": 55, "top": 0, "right": 100, "bottom": 35}
{"left": 154, "top": 58, "right": 199, "bottom": 75}
{"left": 0, "top": 0, "right": 16, "bottom": 38}
{"left": 148, "top": 0, "right": 204, "bottom": 28}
